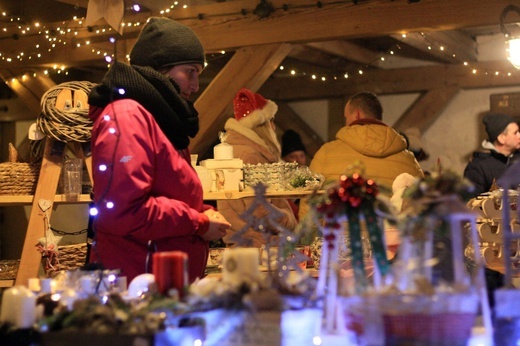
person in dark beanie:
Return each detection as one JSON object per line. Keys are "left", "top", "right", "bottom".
{"left": 464, "top": 113, "right": 520, "bottom": 310}
{"left": 87, "top": 17, "right": 230, "bottom": 284}
{"left": 464, "top": 112, "right": 520, "bottom": 197}
{"left": 281, "top": 129, "right": 308, "bottom": 166}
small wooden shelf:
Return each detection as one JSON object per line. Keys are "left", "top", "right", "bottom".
{"left": 203, "top": 189, "right": 322, "bottom": 200}
{"left": 0, "top": 194, "right": 91, "bottom": 206}
{"left": 0, "top": 191, "right": 319, "bottom": 205}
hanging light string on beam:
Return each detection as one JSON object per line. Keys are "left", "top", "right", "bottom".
{"left": 276, "top": 32, "right": 520, "bottom": 82}
{"left": 0, "top": 0, "right": 427, "bottom": 65}
{"left": 1, "top": 2, "right": 518, "bottom": 82}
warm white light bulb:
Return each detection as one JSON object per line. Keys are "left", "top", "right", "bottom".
{"left": 507, "top": 38, "right": 520, "bottom": 69}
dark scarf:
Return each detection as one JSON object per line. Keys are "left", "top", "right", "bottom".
{"left": 88, "top": 61, "right": 199, "bottom": 149}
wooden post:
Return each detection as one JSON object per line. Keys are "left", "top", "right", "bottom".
{"left": 15, "top": 138, "right": 66, "bottom": 285}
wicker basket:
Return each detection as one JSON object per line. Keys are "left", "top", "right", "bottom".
{"left": 379, "top": 293, "right": 479, "bottom": 346}
{"left": 45, "top": 243, "right": 88, "bottom": 277}
{"left": 0, "top": 259, "right": 20, "bottom": 280}
{"left": 0, "top": 162, "right": 40, "bottom": 195}
{"left": 59, "top": 243, "right": 88, "bottom": 270}
{"left": 0, "top": 244, "right": 87, "bottom": 281}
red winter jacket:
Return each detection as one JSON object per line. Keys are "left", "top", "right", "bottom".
{"left": 88, "top": 99, "right": 210, "bottom": 283}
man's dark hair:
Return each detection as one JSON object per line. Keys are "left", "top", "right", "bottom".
{"left": 348, "top": 92, "right": 383, "bottom": 120}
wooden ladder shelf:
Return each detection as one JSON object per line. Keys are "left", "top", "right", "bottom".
{"left": 15, "top": 88, "right": 93, "bottom": 286}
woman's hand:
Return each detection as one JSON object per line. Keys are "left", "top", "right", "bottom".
{"left": 201, "top": 210, "right": 231, "bottom": 241}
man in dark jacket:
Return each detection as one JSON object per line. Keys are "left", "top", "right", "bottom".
{"left": 464, "top": 112, "right": 520, "bottom": 197}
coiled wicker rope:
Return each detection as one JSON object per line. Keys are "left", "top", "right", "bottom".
{"left": 37, "top": 81, "right": 97, "bottom": 142}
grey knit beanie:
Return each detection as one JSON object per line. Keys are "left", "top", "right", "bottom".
{"left": 483, "top": 112, "right": 516, "bottom": 142}
{"left": 129, "top": 17, "right": 205, "bottom": 70}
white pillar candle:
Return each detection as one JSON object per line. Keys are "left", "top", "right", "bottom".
{"left": 0, "top": 286, "right": 36, "bottom": 328}
{"left": 40, "top": 278, "right": 52, "bottom": 294}
{"left": 16, "top": 286, "right": 36, "bottom": 328}
{"left": 214, "top": 143, "right": 233, "bottom": 160}
{"left": 27, "top": 278, "right": 41, "bottom": 293}
{"left": 222, "top": 248, "right": 260, "bottom": 286}
{"left": 0, "top": 286, "right": 17, "bottom": 324}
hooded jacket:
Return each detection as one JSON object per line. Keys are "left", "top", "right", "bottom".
{"left": 299, "top": 119, "right": 423, "bottom": 220}
{"left": 87, "top": 62, "right": 210, "bottom": 283}
{"left": 217, "top": 118, "right": 298, "bottom": 247}
{"left": 463, "top": 140, "right": 520, "bottom": 197}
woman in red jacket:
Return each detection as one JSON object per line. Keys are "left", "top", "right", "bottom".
{"left": 87, "top": 17, "right": 230, "bottom": 283}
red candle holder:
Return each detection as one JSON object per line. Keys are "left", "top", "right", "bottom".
{"left": 152, "top": 251, "right": 188, "bottom": 298}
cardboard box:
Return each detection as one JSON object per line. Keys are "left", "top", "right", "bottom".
{"left": 214, "top": 168, "right": 243, "bottom": 192}
{"left": 200, "top": 159, "right": 243, "bottom": 170}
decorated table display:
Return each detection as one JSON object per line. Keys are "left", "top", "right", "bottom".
{"left": 303, "top": 168, "right": 490, "bottom": 346}
{"left": 0, "top": 169, "right": 492, "bottom": 346}
{"left": 380, "top": 170, "right": 491, "bottom": 346}
{"left": 186, "top": 183, "right": 321, "bottom": 346}
{"left": 0, "top": 268, "right": 205, "bottom": 346}
{"left": 0, "top": 180, "right": 324, "bottom": 346}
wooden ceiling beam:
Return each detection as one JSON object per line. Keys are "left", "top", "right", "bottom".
{"left": 0, "top": 0, "right": 513, "bottom": 71}
{"left": 288, "top": 44, "right": 354, "bottom": 69}
{"left": 305, "top": 40, "right": 382, "bottom": 67}
{"left": 393, "top": 87, "right": 460, "bottom": 133}
{"left": 190, "top": 43, "right": 292, "bottom": 156}
{"left": 0, "top": 74, "right": 56, "bottom": 118}
{"left": 188, "top": 0, "right": 514, "bottom": 52}
{"left": 259, "top": 60, "right": 520, "bottom": 101}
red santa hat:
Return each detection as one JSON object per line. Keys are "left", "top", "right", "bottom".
{"left": 233, "top": 88, "right": 278, "bottom": 128}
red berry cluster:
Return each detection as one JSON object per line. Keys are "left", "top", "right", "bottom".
{"left": 316, "top": 173, "right": 378, "bottom": 217}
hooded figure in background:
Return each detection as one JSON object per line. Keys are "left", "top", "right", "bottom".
{"left": 218, "top": 88, "right": 298, "bottom": 247}
{"left": 281, "top": 129, "right": 308, "bottom": 166}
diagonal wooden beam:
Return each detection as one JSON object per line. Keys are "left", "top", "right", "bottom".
{"left": 393, "top": 87, "right": 460, "bottom": 133}
{"left": 274, "top": 101, "right": 324, "bottom": 158}
{"left": 190, "top": 43, "right": 292, "bottom": 156}
{"left": 0, "top": 74, "right": 56, "bottom": 117}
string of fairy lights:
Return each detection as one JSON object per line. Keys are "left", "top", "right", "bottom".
{"left": 1, "top": 1, "right": 519, "bottom": 86}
